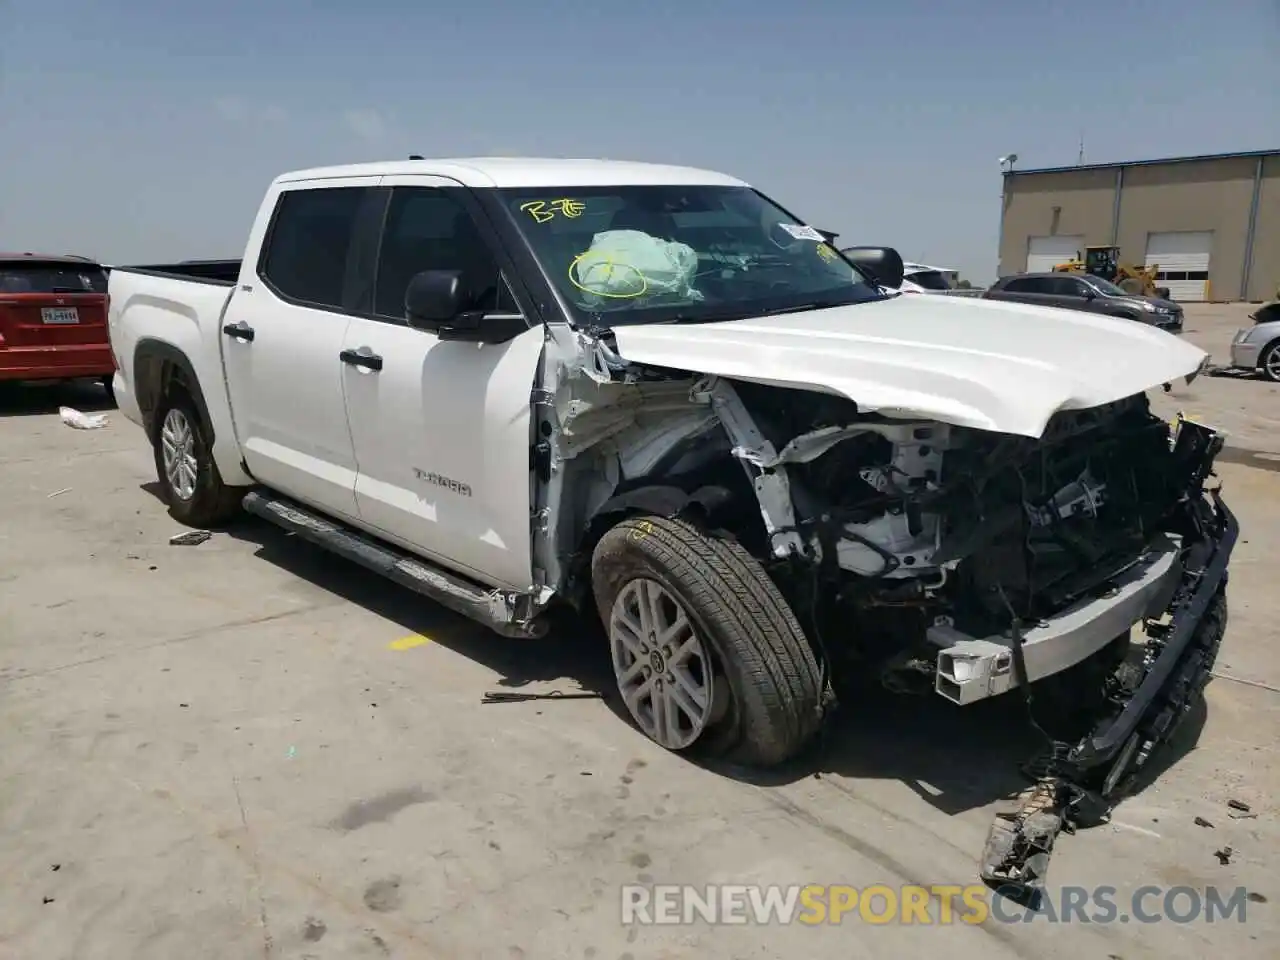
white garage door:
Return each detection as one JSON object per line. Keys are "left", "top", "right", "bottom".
{"left": 1026, "top": 236, "right": 1085, "bottom": 273}
{"left": 1144, "top": 231, "right": 1212, "bottom": 302}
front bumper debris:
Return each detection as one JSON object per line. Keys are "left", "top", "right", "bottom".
{"left": 979, "top": 418, "right": 1236, "bottom": 901}
{"left": 930, "top": 534, "right": 1183, "bottom": 705}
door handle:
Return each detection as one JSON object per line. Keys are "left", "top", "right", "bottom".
{"left": 222, "top": 321, "right": 255, "bottom": 342}
{"left": 340, "top": 347, "right": 383, "bottom": 371}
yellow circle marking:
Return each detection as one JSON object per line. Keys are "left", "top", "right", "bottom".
{"left": 569, "top": 253, "right": 649, "bottom": 299}
{"left": 817, "top": 243, "right": 837, "bottom": 262}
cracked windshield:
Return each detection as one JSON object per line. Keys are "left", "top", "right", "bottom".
{"left": 502, "top": 185, "right": 886, "bottom": 325}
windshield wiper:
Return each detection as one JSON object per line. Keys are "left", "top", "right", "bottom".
{"left": 756, "top": 298, "right": 852, "bottom": 316}
{"left": 640, "top": 298, "right": 865, "bottom": 327}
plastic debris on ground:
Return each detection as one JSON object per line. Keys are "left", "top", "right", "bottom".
{"left": 59, "top": 407, "right": 109, "bottom": 430}
{"left": 169, "top": 530, "right": 212, "bottom": 546}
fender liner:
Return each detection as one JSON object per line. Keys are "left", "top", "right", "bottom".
{"left": 132, "top": 339, "right": 217, "bottom": 444}
{"left": 591, "top": 483, "right": 734, "bottom": 529}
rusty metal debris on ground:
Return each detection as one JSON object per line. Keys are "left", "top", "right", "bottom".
{"left": 169, "top": 530, "right": 212, "bottom": 546}
{"left": 482, "top": 689, "right": 604, "bottom": 704}
{"left": 1227, "top": 798, "right": 1257, "bottom": 820}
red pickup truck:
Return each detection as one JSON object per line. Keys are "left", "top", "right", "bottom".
{"left": 0, "top": 252, "right": 115, "bottom": 397}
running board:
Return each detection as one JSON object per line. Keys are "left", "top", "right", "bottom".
{"left": 241, "top": 490, "right": 548, "bottom": 639}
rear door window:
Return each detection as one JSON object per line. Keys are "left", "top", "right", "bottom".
{"left": 0, "top": 263, "right": 107, "bottom": 294}
{"left": 1000, "top": 277, "right": 1041, "bottom": 293}
{"left": 259, "top": 187, "right": 368, "bottom": 310}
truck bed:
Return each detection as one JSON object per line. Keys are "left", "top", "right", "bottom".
{"left": 111, "top": 259, "right": 241, "bottom": 285}
{"left": 106, "top": 259, "right": 250, "bottom": 486}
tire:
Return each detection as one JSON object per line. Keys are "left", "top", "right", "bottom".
{"left": 152, "top": 390, "right": 242, "bottom": 527}
{"left": 1259, "top": 340, "right": 1280, "bottom": 383}
{"left": 591, "top": 515, "right": 824, "bottom": 766}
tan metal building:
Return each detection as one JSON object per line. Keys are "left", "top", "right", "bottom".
{"left": 998, "top": 149, "right": 1280, "bottom": 302}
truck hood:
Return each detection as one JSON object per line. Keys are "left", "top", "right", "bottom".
{"left": 609, "top": 294, "right": 1208, "bottom": 438}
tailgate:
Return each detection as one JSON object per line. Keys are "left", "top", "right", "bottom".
{"left": 0, "top": 261, "right": 109, "bottom": 346}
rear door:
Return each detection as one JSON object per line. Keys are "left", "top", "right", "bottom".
{"left": 0, "top": 259, "right": 109, "bottom": 352}
{"left": 221, "top": 178, "right": 381, "bottom": 521}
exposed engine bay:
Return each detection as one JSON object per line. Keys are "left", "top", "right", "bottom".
{"left": 725, "top": 382, "right": 1192, "bottom": 653}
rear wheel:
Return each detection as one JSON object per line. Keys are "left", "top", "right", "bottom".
{"left": 1259, "top": 341, "right": 1280, "bottom": 383}
{"left": 591, "top": 515, "right": 824, "bottom": 766}
{"left": 152, "top": 391, "right": 241, "bottom": 527}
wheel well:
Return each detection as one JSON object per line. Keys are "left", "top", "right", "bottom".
{"left": 133, "top": 342, "right": 214, "bottom": 443}
{"left": 564, "top": 472, "right": 764, "bottom": 612}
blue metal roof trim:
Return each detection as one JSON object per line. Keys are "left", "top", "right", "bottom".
{"left": 1006, "top": 148, "right": 1280, "bottom": 176}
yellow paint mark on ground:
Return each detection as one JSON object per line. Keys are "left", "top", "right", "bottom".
{"left": 388, "top": 634, "right": 430, "bottom": 651}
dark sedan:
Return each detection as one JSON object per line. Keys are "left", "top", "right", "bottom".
{"left": 982, "top": 272, "right": 1183, "bottom": 331}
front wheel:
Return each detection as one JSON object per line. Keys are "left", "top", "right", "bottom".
{"left": 591, "top": 515, "right": 824, "bottom": 766}
{"left": 152, "top": 391, "right": 242, "bottom": 527}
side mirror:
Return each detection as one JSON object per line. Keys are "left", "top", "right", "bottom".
{"left": 405, "top": 269, "right": 465, "bottom": 330}
{"left": 841, "top": 246, "right": 905, "bottom": 289}
{"left": 403, "top": 269, "right": 525, "bottom": 344}
{"left": 1081, "top": 287, "right": 1096, "bottom": 300}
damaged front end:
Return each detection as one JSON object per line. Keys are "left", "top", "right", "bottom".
{"left": 534, "top": 328, "right": 1234, "bottom": 893}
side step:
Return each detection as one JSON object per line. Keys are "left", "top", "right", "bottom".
{"left": 241, "top": 490, "right": 548, "bottom": 639}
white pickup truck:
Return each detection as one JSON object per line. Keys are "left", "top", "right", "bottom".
{"left": 108, "top": 158, "right": 1236, "bottom": 789}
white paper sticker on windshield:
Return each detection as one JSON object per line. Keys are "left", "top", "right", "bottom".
{"left": 779, "top": 223, "right": 825, "bottom": 242}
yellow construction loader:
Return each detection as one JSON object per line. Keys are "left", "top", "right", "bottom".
{"left": 1053, "top": 245, "right": 1170, "bottom": 299}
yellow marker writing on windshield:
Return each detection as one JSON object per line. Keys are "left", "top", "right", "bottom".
{"left": 521, "top": 198, "right": 586, "bottom": 223}
{"left": 817, "top": 243, "right": 837, "bottom": 262}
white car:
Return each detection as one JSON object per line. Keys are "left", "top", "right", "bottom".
{"left": 839, "top": 251, "right": 960, "bottom": 294}
{"left": 900, "top": 261, "right": 959, "bottom": 293}
{"left": 107, "top": 157, "right": 1235, "bottom": 781}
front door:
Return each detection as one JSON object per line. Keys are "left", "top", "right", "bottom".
{"left": 223, "top": 177, "right": 380, "bottom": 520}
{"left": 340, "top": 178, "right": 546, "bottom": 591}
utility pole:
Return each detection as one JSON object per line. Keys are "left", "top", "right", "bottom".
{"left": 1078, "top": 132, "right": 1085, "bottom": 166}
{"left": 997, "top": 154, "right": 1018, "bottom": 279}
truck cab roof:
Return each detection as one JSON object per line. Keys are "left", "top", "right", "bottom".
{"left": 275, "top": 157, "right": 750, "bottom": 189}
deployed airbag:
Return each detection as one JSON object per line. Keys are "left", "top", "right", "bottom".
{"left": 570, "top": 230, "right": 699, "bottom": 302}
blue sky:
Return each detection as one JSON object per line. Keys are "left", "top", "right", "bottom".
{"left": 2, "top": 0, "right": 1276, "bottom": 282}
